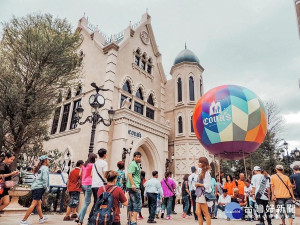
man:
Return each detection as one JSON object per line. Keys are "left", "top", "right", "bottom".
{"left": 238, "top": 173, "right": 245, "bottom": 195}
{"left": 271, "top": 165, "right": 296, "bottom": 225}
{"left": 188, "top": 166, "right": 198, "bottom": 220}
{"left": 251, "top": 166, "right": 271, "bottom": 225}
{"left": 231, "top": 187, "right": 248, "bottom": 220}
{"left": 168, "top": 171, "right": 177, "bottom": 215}
{"left": 88, "top": 148, "right": 108, "bottom": 223}
{"left": 215, "top": 189, "right": 231, "bottom": 219}
{"left": 144, "top": 171, "right": 163, "bottom": 223}
{"left": 290, "top": 165, "right": 300, "bottom": 199}
{"left": 127, "top": 152, "right": 142, "bottom": 225}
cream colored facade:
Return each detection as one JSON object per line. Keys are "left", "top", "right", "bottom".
{"left": 44, "top": 13, "right": 213, "bottom": 181}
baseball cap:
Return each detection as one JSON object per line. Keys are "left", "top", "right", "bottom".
{"left": 276, "top": 165, "right": 284, "bottom": 170}
{"left": 253, "top": 166, "right": 261, "bottom": 171}
{"left": 191, "top": 166, "right": 196, "bottom": 173}
{"left": 39, "top": 155, "right": 52, "bottom": 161}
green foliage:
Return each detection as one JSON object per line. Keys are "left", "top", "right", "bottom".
{"left": 0, "top": 13, "right": 82, "bottom": 162}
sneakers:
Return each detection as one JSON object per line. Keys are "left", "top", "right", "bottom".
{"left": 20, "top": 221, "right": 30, "bottom": 225}
{"left": 227, "top": 217, "right": 231, "bottom": 221}
{"left": 166, "top": 216, "right": 171, "bottom": 220}
{"left": 63, "top": 216, "right": 72, "bottom": 221}
{"left": 156, "top": 214, "right": 159, "bottom": 219}
{"left": 147, "top": 220, "right": 157, "bottom": 223}
{"left": 171, "top": 211, "right": 177, "bottom": 215}
{"left": 161, "top": 213, "right": 164, "bottom": 218}
{"left": 71, "top": 214, "right": 78, "bottom": 219}
{"left": 39, "top": 216, "right": 48, "bottom": 224}
{"left": 138, "top": 215, "right": 144, "bottom": 220}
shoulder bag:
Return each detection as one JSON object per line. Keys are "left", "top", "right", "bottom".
{"left": 163, "top": 179, "right": 176, "bottom": 196}
{"left": 276, "top": 173, "right": 294, "bottom": 200}
{"left": 94, "top": 164, "right": 107, "bottom": 185}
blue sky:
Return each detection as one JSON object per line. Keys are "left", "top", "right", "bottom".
{"left": 0, "top": 0, "right": 299, "bottom": 151}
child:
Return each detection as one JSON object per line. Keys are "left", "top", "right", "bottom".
{"left": 20, "top": 155, "right": 51, "bottom": 225}
{"left": 63, "top": 160, "right": 84, "bottom": 221}
{"left": 156, "top": 193, "right": 162, "bottom": 219}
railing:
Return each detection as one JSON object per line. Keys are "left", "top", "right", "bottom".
{"left": 131, "top": 21, "right": 141, "bottom": 30}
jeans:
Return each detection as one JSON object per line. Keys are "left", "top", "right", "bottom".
{"left": 78, "top": 185, "right": 92, "bottom": 222}
{"left": 191, "top": 190, "right": 198, "bottom": 220}
{"left": 172, "top": 195, "right": 176, "bottom": 211}
{"left": 147, "top": 193, "right": 158, "bottom": 221}
{"left": 161, "top": 197, "right": 173, "bottom": 216}
{"left": 256, "top": 199, "right": 271, "bottom": 224}
{"left": 88, "top": 187, "right": 100, "bottom": 222}
{"left": 182, "top": 195, "right": 190, "bottom": 213}
{"left": 128, "top": 188, "right": 142, "bottom": 213}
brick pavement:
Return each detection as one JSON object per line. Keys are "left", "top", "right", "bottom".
{"left": 1, "top": 205, "right": 300, "bottom": 225}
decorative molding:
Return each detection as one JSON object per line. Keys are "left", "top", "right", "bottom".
{"left": 145, "top": 89, "right": 158, "bottom": 107}
{"left": 140, "top": 30, "right": 150, "bottom": 45}
{"left": 103, "top": 42, "right": 119, "bottom": 54}
{"left": 120, "top": 76, "right": 135, "bottom": 93}
{"left": 50, "top": 128, "right": 81, "bottom": 139}
{"left": 113, "top": 108, "right": 170, "bottom": 138}
{"left": 132, "top": 63, "right": 154, "bottom": 80}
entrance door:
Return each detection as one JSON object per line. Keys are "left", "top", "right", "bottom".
{"left": 136, "top": 146, "right": 155, "bottom": 180}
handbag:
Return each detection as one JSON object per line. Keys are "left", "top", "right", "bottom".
{"left": 4, "top": 180, "right": 15, "bottom": 188}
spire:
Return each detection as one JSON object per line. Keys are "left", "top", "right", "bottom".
{"left": 185, "top": 42, "right": 187, "bottom": 49}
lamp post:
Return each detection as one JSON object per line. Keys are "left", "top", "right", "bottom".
{"left": 165, "top": 154, "right": 175, "bottom": 172}
{"left": 75, "top": 83, "right": 115, "bottom": 155}
{"left": 122, "top": 140, "right": 134, "bottom": 162}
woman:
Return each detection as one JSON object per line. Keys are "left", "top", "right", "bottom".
{"left": 223, "top": 175, "right": 236, "bottom": 196}
{"left": 182, "top": 174, "right": 191, "bottom": 218}
{"left": 96, "top": 170, "right": 128, "bottom": 225}
{"left": 0, "top": 152, "right": 19, "bottom": 211}
{"left": 139, "top": 171, "right": 146, "bottom": 219}
{"left": 76, "top": 153, "right": 97, "bottom": 225}
{"left": 160, "top": 171, "right": 176, "bottom": 220}
{"left": 195, "top": 157, "right": 211, "bottom": 225}
{"left": 116, "top": 161, "right": 125, "bottom": 190}
{"left": 20, "top": 155, "right": 51, "bottom": 225}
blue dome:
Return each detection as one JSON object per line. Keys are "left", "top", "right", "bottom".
{"left": 173, "top": 48, "right": 200, "bottom": 65}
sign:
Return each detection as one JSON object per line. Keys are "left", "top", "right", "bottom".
{"left": 225, "top": 202, "right": 243, "bottom": 219}
{"left": 49, "top": 173, "right": 67, "bottom": 188}
{"left": 128, "top": 129, "right": 142, "bottom": 138}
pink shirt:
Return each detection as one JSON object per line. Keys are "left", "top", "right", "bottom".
{"left": 161, "top": 178, "right": 176, "bottom": 198}
{"left": 81, "top": 163, "right": 93, "bottom": 186}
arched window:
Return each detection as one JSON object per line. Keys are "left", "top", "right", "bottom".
{"left": 134, "top": 49, "right": 140, "bottom": 66}
{"left": 177, "top": 78, "right": 182, "bottom": 102}
{"left": 178, "top": 116, "right": 183, "bottom": 134}
{"left": 136, "top": 88, "right": 144, "bottom": 100}
{"left": 141, "top": 53, "right": 146, "bottom": 70}
{"left": 147, "top": 94, "right": 154, "bottom": 106}
{"left": 146, "top": 94, "right": 155, "bottom": 120}
{"left": 147, "top": 58, "right": 152, "bottom": 74}
{"left": 76, "top": 85, "right": 82, "bottom": 96}
{"left": 122, "top": 81, "right": 132, "bottom": 94}
{"left": 66, "top": 89, "right": 71, "bottom": 100}
{"left": 200, "top": 79, "right": 203, "bottom": 96}
{"left": 189, "top": 76, "right": 195, "bottom": 101}
{"left": 134, "top": 88, "right": 144, "bottom": 115}
{"left": 191, "top": 115, "right": 194, "bottom": 133}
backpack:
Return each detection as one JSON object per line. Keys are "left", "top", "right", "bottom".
{"left": 90, "top": 185, "right": 117, "bottom": 225}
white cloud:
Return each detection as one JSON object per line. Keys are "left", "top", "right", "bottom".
{"left": 283, "top": 111, "right": 300, "bottom": 124}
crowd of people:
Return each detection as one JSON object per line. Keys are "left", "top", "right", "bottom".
{"left": 0, "top": 150, "right": 300, "bottom": 225}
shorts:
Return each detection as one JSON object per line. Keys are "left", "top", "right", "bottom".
{"left": 0, "top": 188, "right": 9, "bottom": 198}
{"left": 68, "top": 191, "right": 80, "bottom": 208}
{"left": 128, "top": 188, "right": 142, "bottom": 213}
{"left": 32, "top": 188, "right": 45, "bottom": 200}
{"left": 276, "top": 198, "right": 294, "bottom": 219}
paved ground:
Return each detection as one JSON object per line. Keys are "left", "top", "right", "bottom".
{"left": 1, "top": 205, "right": 300, "bottom": 225}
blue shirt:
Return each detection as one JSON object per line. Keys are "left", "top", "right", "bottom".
{"left": 144, "top": 178, "right": 163, "bottom": 196}
{"left": 31, "top": 165, "right": 49, "bottom": 190}
{"left": 211, "top": 178, "right": 217, "bottom": 193}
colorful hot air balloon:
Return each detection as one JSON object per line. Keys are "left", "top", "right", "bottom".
{"left": 193, "top": 85, "right": 267, "bottom": 160}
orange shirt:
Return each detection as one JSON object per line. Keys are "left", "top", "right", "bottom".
{"left": 237, "top": 180, "right": 245, "bottom": 195}
{"left": 224, "top": 181, "right": 237, "bottom": 195}
{"left": 270, "top": 173, "right": 292, "bottom": 199}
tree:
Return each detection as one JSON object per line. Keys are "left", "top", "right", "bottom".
{"left": 0, "top": 14, "right": 82, "bottom": 165}
{"left": 221, "top": 100, "right": 285, "bottom": 178}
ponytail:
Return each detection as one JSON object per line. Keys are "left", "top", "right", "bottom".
{"left": 34, "top": 160, "right": 45, "bottom": 174}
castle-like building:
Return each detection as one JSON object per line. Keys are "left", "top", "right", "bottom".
{"left": 44, "top": 13, "right": 213, "bottom": 181}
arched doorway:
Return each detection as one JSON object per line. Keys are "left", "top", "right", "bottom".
{"left": 131, "top": 137, "right": 161, "bottom": 180}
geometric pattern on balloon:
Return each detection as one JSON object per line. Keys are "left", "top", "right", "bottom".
{"left": 193, "top": 85, "right": 267, "bottom": 160}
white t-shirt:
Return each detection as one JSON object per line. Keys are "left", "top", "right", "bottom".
{"left": 244, "top": 185, "right": 251, "bottom": 196}
{"left": 188, "top": 173, "right": 198, "bottom": 191}
{"left": 251, "top": 174, "right": 270, "bottom": 201}
{"left": 218, "top": 195, "right": 231, "bottom": 204}
{"left": 92, "top": 159, "right": 108, "bottom": 188}
{"left": 196, "top": 168, "right": 212, "bottom": 193}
